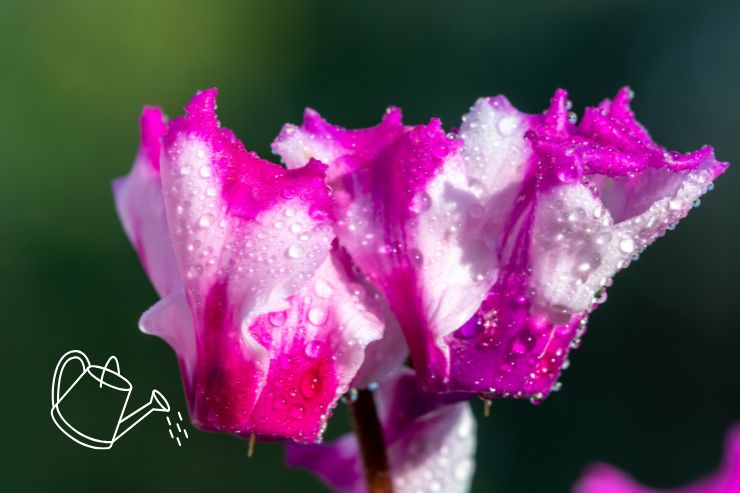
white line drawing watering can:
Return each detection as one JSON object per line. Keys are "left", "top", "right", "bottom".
{"left": 51, "top": 349, "right": 170, "bottom": 450}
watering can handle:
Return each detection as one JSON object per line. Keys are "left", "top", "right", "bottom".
{"left": 99, "top": 356, "right": 121, "bottom": 388}
{"left": 51, "top": 350, "right": 91, "bottom": 408}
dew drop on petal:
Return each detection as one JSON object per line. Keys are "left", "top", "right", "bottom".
{"left": 300, "top": 371, "right": 322, "bottom": 400}
{"left": 497, "top": 116, "right": 517, "bottom": 136}
{"left": 409, "top": 191, "right": 432, "bottom": 214}
{"left": 290, "top": 404, "right": 305, "bottom": 418}
{"left": 510, "top": 330, "right": 536, "bottom": 355}
{"left": 454, "top": 459, "right": 473, "bottom": 481}
{"left": 595, "top": 232, "right": 612, "bottom": 246}
{"left": 308, "top": 306, "right": 328, "bottom": 326}
{"left": 268, "top": 311, "right": 287, "bottom": 327}
{"left": 619, "top": 238, "right": 635, "bottom": 253}
{"left": 314, "top": 279, "right": 333, "bottom": 298}
{"left": 198, "top": 214, "right": 214, "bottom": 228}
{"left": 287, "top": 244, "right": 304, "bottom": 258}
{"left": 305, "top": 341, "right": 322, "bottom": 358}
{"left": 349, "top": 283, "right": 366, "bottom": 299}
{"left": 409, "top": 248, "right": 424, "bottom": 265}
{"left": 308, "top": 206, "right": 328, "bottom": 221}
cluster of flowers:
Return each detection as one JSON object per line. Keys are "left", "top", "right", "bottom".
{"left": 114, "top": 87, "right": 729, "bottom": 492}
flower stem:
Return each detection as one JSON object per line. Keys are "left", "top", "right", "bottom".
{"left": 348, "top": 388, "right": 394, "bottom": 493}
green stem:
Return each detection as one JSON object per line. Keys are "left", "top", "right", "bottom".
{"left": 348, "top": 388, "right": 394, "bottom": 493}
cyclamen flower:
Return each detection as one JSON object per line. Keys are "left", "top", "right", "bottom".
{"left": 113, "top": 89, "right": 401, "bottom": 442}
{"left": 286, "top": 369, "right": 476, "bottom": 493}
{"left": 274, "top": 88, "right": 728, "bottom": 400}
{"left": 574, "top": 427, "right": 740, "bottom": 493}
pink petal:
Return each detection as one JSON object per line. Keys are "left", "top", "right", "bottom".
{"left": 139, "top": 290, "right": 196, "bottom": 383}
{"left": 449, "top": 88, "right": 728, "bottom": 399}
{"left": 113, "top": 107, "right": 180, "bottom": 297}
{"left": 286, "top": 369, "right": 477, "bottom": 493}
{"left": 276, "top": 88, "right": 728, "bottom": 400}
{"left": 573, "top": 427, "right": 740, "bottom": 493}
{"left": 274, "top": 108, "right": 473, "bottom": 387}
{"left": 244, "top": 248, "right": 388, "bottom": 441}
{"left": 332, "top": 246, "right": 408, "bottom": 388}
{"left": 149, "top": 88, "right": 387, "bottom": 442}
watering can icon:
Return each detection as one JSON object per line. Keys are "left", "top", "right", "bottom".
{"left": 51, "top": 350, "right": 170, "bottom": 450}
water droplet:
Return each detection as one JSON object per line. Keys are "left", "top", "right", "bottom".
{"left": 595, "top": 232, "right": 612, "bottom": 245}
{"left": 278, "top": 354, "right": 293, "bottom": 370}
{"left": 179, "top": 165, "right": 192, "bottom": 175}
{"left": 186, "top": 264, "right": 203, "bottom": 279}
{"left": 300, "top": 371, "right": 322, "bottom": 399}
{"left": 290, "top": 223, "right": 303, "bottom": 234}
{"left": 497, "top": 116, "right": 517, "bottom": 136}
{"left": 668, "top": 199, "right": 683, "bottom": 211}
{"left": 199, "top": 166, "right": 212, "bottom": 178}
{"left": 454, "top": 459, "right": 473, "bottom": 480}
{"left": 290, "top": 404, "right": 305, "bottom": 418}
{"left": 349, "top": 283, "right": 366, "bottom": 299}
{"left": 568, "top": 208, "right": 586, "bottom": 222}
{"left": 305, "top": 341, "right": 322, "bottom": 358}
{"left": 409, "top": 248, "right": 424, "bottom": 265}
{"left": 308, "top": 306, "right": 328, "bottom": 326}
{"left": 618, "top": 238, "right": 635, "bottom": 253}
{"left": 198, "top": 214, "right": 214, "bottom": 229}
{"left": 556, "top": 166, "right": 580, "bottom": 183}
{"left": 308, "top": 206, "right": 328, "bottom": 221}
{"left": 273, "top": 397, "right": 287, "bottom": 410}
{"left": 287, "top": 244, "right": 304, "bottom": 258}
{"left": 594, "top": 288, "right": 608, "bottom": 304}
{"left": 409, "top": 191, "right": 432, "bottom": 214}
{"left": 510, "top": 330, "right": 536, "bottom": 355}
{"left": 314, "top": 279, "right": 333, "bottom": 298}
{"left": 284, "top": 207, "right": 296, "bottom": 217}
{"left": 468, "top": 180, "right": 485, "bottom": 198}
{"left": 274, "top": 220, "right": 284, "bottom": 229}
{"left": 268, "top": 311, "right": 287, "bottom": 327}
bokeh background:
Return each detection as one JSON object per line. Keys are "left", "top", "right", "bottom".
{"left": 1, "top": 0, "right": 738, "bottom": 491}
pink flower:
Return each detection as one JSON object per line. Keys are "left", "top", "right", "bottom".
{"left": 114, "top": 89, "right": 401, "bottom": 442}
{"left": 573, "top": 427, "right": 740, "bottom": 493}
{"left": 286, "top": 369, "right": 476, "bottom": 493}
{"left": 273, "top": 88, "right": 728, "bottom": 400}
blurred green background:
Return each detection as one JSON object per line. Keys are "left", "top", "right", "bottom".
{"left": 1, "top": 0, "right": 738, "bottom": 491}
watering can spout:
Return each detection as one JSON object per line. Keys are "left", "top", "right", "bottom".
{"left": 115, "top": 390, "right": 170, "bottom": 442}
{"left": 149, "top": 390, "right": 171, "bottom": 413}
